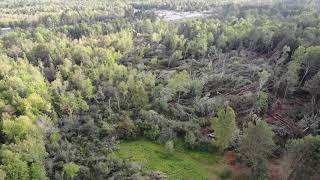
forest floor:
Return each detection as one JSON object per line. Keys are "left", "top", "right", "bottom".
{"left": 224, "top": 151, "right": 290, "bottom": 180}
{"left": 116, "top": 139, "right": 225, "bottom": 180}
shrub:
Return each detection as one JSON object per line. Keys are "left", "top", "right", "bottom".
{"left": 165, "top": 141, "right": 175, "bottom": 155}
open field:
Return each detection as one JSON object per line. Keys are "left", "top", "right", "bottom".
{"left": 116, "top": 139, "right": 225, "bottom": 180}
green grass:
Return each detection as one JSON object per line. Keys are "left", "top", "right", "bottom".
{"left": 116, "top": 139, "right": 224, "bottom": 180}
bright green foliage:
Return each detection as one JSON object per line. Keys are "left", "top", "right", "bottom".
{"left": 292, "top": 46, "right": 306, "bottom": 63}
{"left": 141, "top": 19, "right": 153, "bottom": 34}
{"left": 70, "top": 68, "right": 94, "bottom": 98}
{"left": 117, "top": 139, "right": 223, "bottom": 180}
{"left": 58, "top": 91, "right": 89, "bottom": 116}
{"left": 212, "top": 106, "right": 238, "bottom": 150}
{"left": 0, "top": 56, "right": 50, "bottom": 180}
{"left": 3, "top": 116, "right": 40, "bottom": 141}
{"left": 168, "top": 70, "right": 191, "bottom": 102}
{"left": 8, "top": 137, "right": 48, "bottom": 163}
{"left": 49, "top": 131, "right": 61, "bottom": 144}
{"left": 71, "top": 45, "right": 92, "bottom": 65}
{"left": 0, "top": 150, "right": 29, "bottom": 180}
{"left": 30, "top": 163, "right": 48, "bottom": 180}
{"left": 63, "top": 162, "right": 80, "bottom": 179}
{"left": 105, "top": 29, "right": 133, "bottom": 54}
{"left": 255, "top": 91, "right": 268, "bottom": 113}
{"left": 22, "top": 93, "right": 51, "bottom": 115}
{"left": 239, "top": 120, "right": 275, "bottom": 179}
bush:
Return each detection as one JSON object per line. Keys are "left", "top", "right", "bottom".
{"left": 63, "top": 162, "right": 80, "bottom": 178}
{"left": 165, "top": 141, "right": 175, "bottom": 155}
{"left": 144, "top": 125, "right": 160, "bottom": 141}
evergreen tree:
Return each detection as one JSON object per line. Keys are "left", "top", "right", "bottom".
{"left": 212, "top": 106, "right": 238, "bottom": 150}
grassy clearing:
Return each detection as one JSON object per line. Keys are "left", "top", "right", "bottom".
{"left": 116, "top": 139, "right": 224, "bottom": 180}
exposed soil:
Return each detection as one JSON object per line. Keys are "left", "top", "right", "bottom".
{"left": 224, "top": 151, "right": 251, "bottom": 179}
{"left": 224, "top": 151, "right": 290, "bottom": 180}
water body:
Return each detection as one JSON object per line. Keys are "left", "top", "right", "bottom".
{"left": 154, "top": 10, "right": 209, "bottom": 21}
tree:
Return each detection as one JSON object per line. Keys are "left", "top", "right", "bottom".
{"left": 300, "top": 46, "right": 320, "bottom": 85}
{"left": 2, "top": 116, "right": 40, "bottom": 142}
{"left": 63, "top": 162, "right": 80, "bottom": 179}
{"left": 283, "top": 60, "right": 300, "bottom": 97}
{"left": 71, "top": 45, "right": 92, "bottom": 65}
{"left": 131, "top": 81, "right": 149, "bottom": 108}
{"left": 254, "top": 91, "right": 268, "bottom": 114}
{"left": 238, "top": 120, "right": 275, "bottom": 179}
{"left": 168, "top": 50, "right": 183, "bottom": 68}
{"left": 185, "top": 131, "right": 197, "bottom": 149}
{"left": 258, "top": 70, "right": 271, "bottom": 94}
{"left": 212, "top": 106, "right": 238, "bottom": 150}
{"left": 58, "top": 91, "right": 89, "bottom": 116}
{"left": 70, "top": 68, "right": 94, "bottom": 98}
{"left": 286, "top": 135, "right": 320, "bottom": 180}
{"left": 304, "top": 71, "right": 320, "bottom": 114}
{"left": 30, "top": 162, "right": 48, "bottom": 180}
{"left": 0, "top": 149, "right": 29, "bottom": 180}
{"left": 168, "top": 70, "right": 191, "bottom": 103}
{"left": 28, "top": 44, "right": 52, "bottom": 66}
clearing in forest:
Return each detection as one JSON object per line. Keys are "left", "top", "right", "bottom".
{"left": 116, "top": 139, "right": 225, "bottom": 180}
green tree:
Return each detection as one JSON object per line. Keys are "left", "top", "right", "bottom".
{"left": 238, "top": 120, "right": 275, "bottom": 179}
{"left": 283, "top": 60, "right": 300, "bottom": 97}
{"left": 63, "top": 162, "right": 80, "bottom": 179}
{"left": 168, "top": 70, "right": 191, "bottom": 103}
{"left": 30, "top": 162, "right": 48, "bottom": 180}
{"left": 258, "top": 70, "right": 271, "bottom": 94}
{"left": 70, "top": 68, "right": 94, "bottom": 98}
{"left": 168, "top": 50, "right": 183, "bottom": 68}
{"left": 301, "top": 46, "right": 320, "bottom": 84}
{"left": 212, "top": 106, "right": 238, "bottom": 150}
{"left": 304, "top": 71, "right": 320, "bottom": 113}
{"left": 185, "top": 131, "right": 197, "bottom": 149}
{"left": 58, "top": 91, "right": 89, "bottom": 116}
{"left": 131, "top": 81, "right": 149, "bottom": 108}
{"left": 286, "top": 135, "right": 320, "bottom": 180}
{"left": 0, "top": 149, "right": 29, "bottom": 180}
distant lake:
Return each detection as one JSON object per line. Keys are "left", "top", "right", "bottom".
{"left": 154, "top": 10, "right": 209, "bottom": 21}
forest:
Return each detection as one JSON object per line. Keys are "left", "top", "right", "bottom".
{"left": 0, "top": 0, "right": 319, "bottom": 179}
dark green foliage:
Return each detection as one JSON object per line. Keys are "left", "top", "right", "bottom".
{"left": 286, "top": 135, "right": 320, "bottom": 180}
{"left": 239, "top": 120, "right": 275, "bottom": 179}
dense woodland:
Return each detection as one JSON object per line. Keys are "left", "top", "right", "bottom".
{"left": 0, "top": 0, "right": 319, "bottom": 179}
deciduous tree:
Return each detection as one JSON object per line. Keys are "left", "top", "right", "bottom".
{"left": 238, "top": 120, "right": 275, "bottom": 179}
